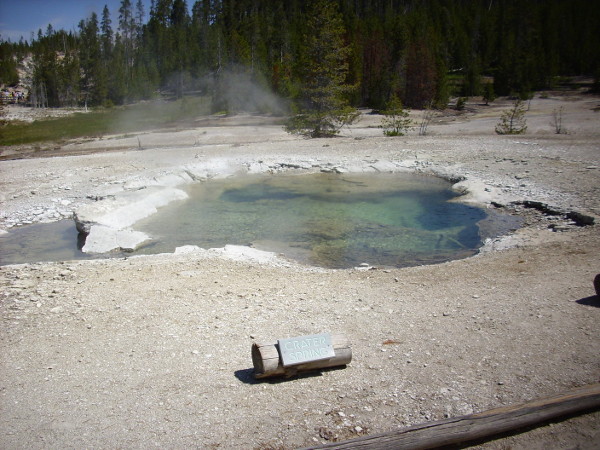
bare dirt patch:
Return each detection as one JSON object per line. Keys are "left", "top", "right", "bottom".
{"left": 1, "top": 94, "right": 599, "bottom": 449}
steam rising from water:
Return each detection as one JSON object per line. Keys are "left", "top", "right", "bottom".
{"left": 211, "top": 69, "right": 289, "bottom": 115}
{"left": 106, "top": 69, "right": 289, "bottom": 134}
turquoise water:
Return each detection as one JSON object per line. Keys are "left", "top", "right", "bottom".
{"left": 134, "top": 172, "right": 510, "bottom": 268}
{"left": 0, "top": 172, "right": 520, "bottom": 268}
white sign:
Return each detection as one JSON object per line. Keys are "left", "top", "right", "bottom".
{"left": 278, "top": 333, "right": 335, "bottom": 367}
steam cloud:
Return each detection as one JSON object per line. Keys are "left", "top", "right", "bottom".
{"left": 105, "top": 68, "right": 289, "bottom": 136}
{"left": 210, "top": 69, "right": 289, "bottom": 116}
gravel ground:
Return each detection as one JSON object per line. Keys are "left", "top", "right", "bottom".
{"left": 1, "top": 94, "right": 599, "bottom": 449}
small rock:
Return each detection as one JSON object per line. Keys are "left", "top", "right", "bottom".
{"left": 319, "top": 427, "right": 335, "bottom": 441}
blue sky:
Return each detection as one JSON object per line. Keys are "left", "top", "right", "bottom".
{"left": 0, "top": 0, "right": 156, "bottom": 43}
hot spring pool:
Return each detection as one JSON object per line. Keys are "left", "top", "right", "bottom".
{"left": 133, "top": 172, "right": 519, "bottom": 268}
{"left": 0, "top": 172, "right": 521, "bottom": 268}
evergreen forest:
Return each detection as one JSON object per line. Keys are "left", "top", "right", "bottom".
{"left": 1, "top": 0, "right": 599, "bottom": 112}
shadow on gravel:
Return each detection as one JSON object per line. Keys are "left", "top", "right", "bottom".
{"left": 576, "top": 295, "right": 600, "bottom": 307}
{"left": 234, "top": 368, "right": 261, "bottom": 384}
{"left": 234, "top": 366, "right": 347, "bottom": 384}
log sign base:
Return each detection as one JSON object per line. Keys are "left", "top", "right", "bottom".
{"left": 252, "top": 333, "right": 352, "bottom": 379}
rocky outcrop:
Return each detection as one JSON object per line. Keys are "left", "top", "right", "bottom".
{"left": 174, "top": 244, "right": 283, "bottom": 265}
{"left": 82, "top": 226, "right": 151, "bottom": 253}
{"left": 74, "top": 186, "right": 188, "bottom": 253}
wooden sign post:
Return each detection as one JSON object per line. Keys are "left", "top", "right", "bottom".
{"left": 252, "top": 333, "right": 351, "bottom": 379}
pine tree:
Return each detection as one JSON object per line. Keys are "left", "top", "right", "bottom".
{"left": 0, "top": 42, "right": 19, "bottom": 86}
{"left": 108, "top": 35, "right": 128, "bottom": 104}
{"left": 135, "top": 0, "right": 145, "bottom": 40}
{"left": 285, "top": 0, "right": 358, "bottom": 138}
{"left": 482, "top": 82, "right": 496, "bottom": 105}
{"left": 101, "top": 5, "right": 113, "bottom": 58}
{"left": 403, "top": 37, "right": 437, "bottom": 109}
{"left": 79, "top": 13, "right": 107, "bottom": 106}
{"left": 463, "top": 56, "right": 481, "bottom": 96}
{"left": 58, "top": 49, "right": 80, "bottom": 106}
{"left": 495, "top": 99, "right": 527, "bottom": 135}
{"left": 118, "top": 0, "right": 136, "bottom": 95}
{"left": 361, "top": 20, "right": 393, "bottom": 109}
{"left": 381, "top": 94, "right": 411, "bottom": 136}
{"left": 2, "top": 0, "right": 598, "bottom": 112}
{"left": 169, "top": 0, "right": 191, "bottom": 98}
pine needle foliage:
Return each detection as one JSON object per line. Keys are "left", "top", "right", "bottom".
{"left": 284, "top": 0, "right": 358, "bottom": 138}
{"left": 495, "top": 99, "right": 527, "bottom": 135}
{"left": 381, "top": 94, "right": 412, "bottom": 136}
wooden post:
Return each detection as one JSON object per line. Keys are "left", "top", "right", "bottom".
{"left": 303, "top": 383, "right": 600, "bottom": 449}
{"left": 252, "top": 334, "right": 351, "bottom": 379}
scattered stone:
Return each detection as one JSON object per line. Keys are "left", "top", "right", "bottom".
{"left": 566, "top": 211, "right": 595, "bottom": 226}
{"left": 318, "top": 427, "right": 335, "bottom": 441}
{"left": 550, "top": 224, "right": 572, "bottom": 232}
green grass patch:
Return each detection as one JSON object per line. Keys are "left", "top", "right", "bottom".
{"left": 0, "top": 96, "right": 211, "bottom": 146}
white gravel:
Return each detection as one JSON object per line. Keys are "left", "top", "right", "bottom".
{"left": 1, "top": 94, "right": 599, "bottom": 449}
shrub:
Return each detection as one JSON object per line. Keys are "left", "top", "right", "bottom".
{"left": 381, "top": 94, "right": 412, "bottom": 136}
{"left": 482, "top": 83, "right": 496, "bottom": 105}
{"left": 495, "top": 99, "right": 527, "bottom": 135}
{"left": 551, "top": 106, "right": 567, "bottom": 134}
